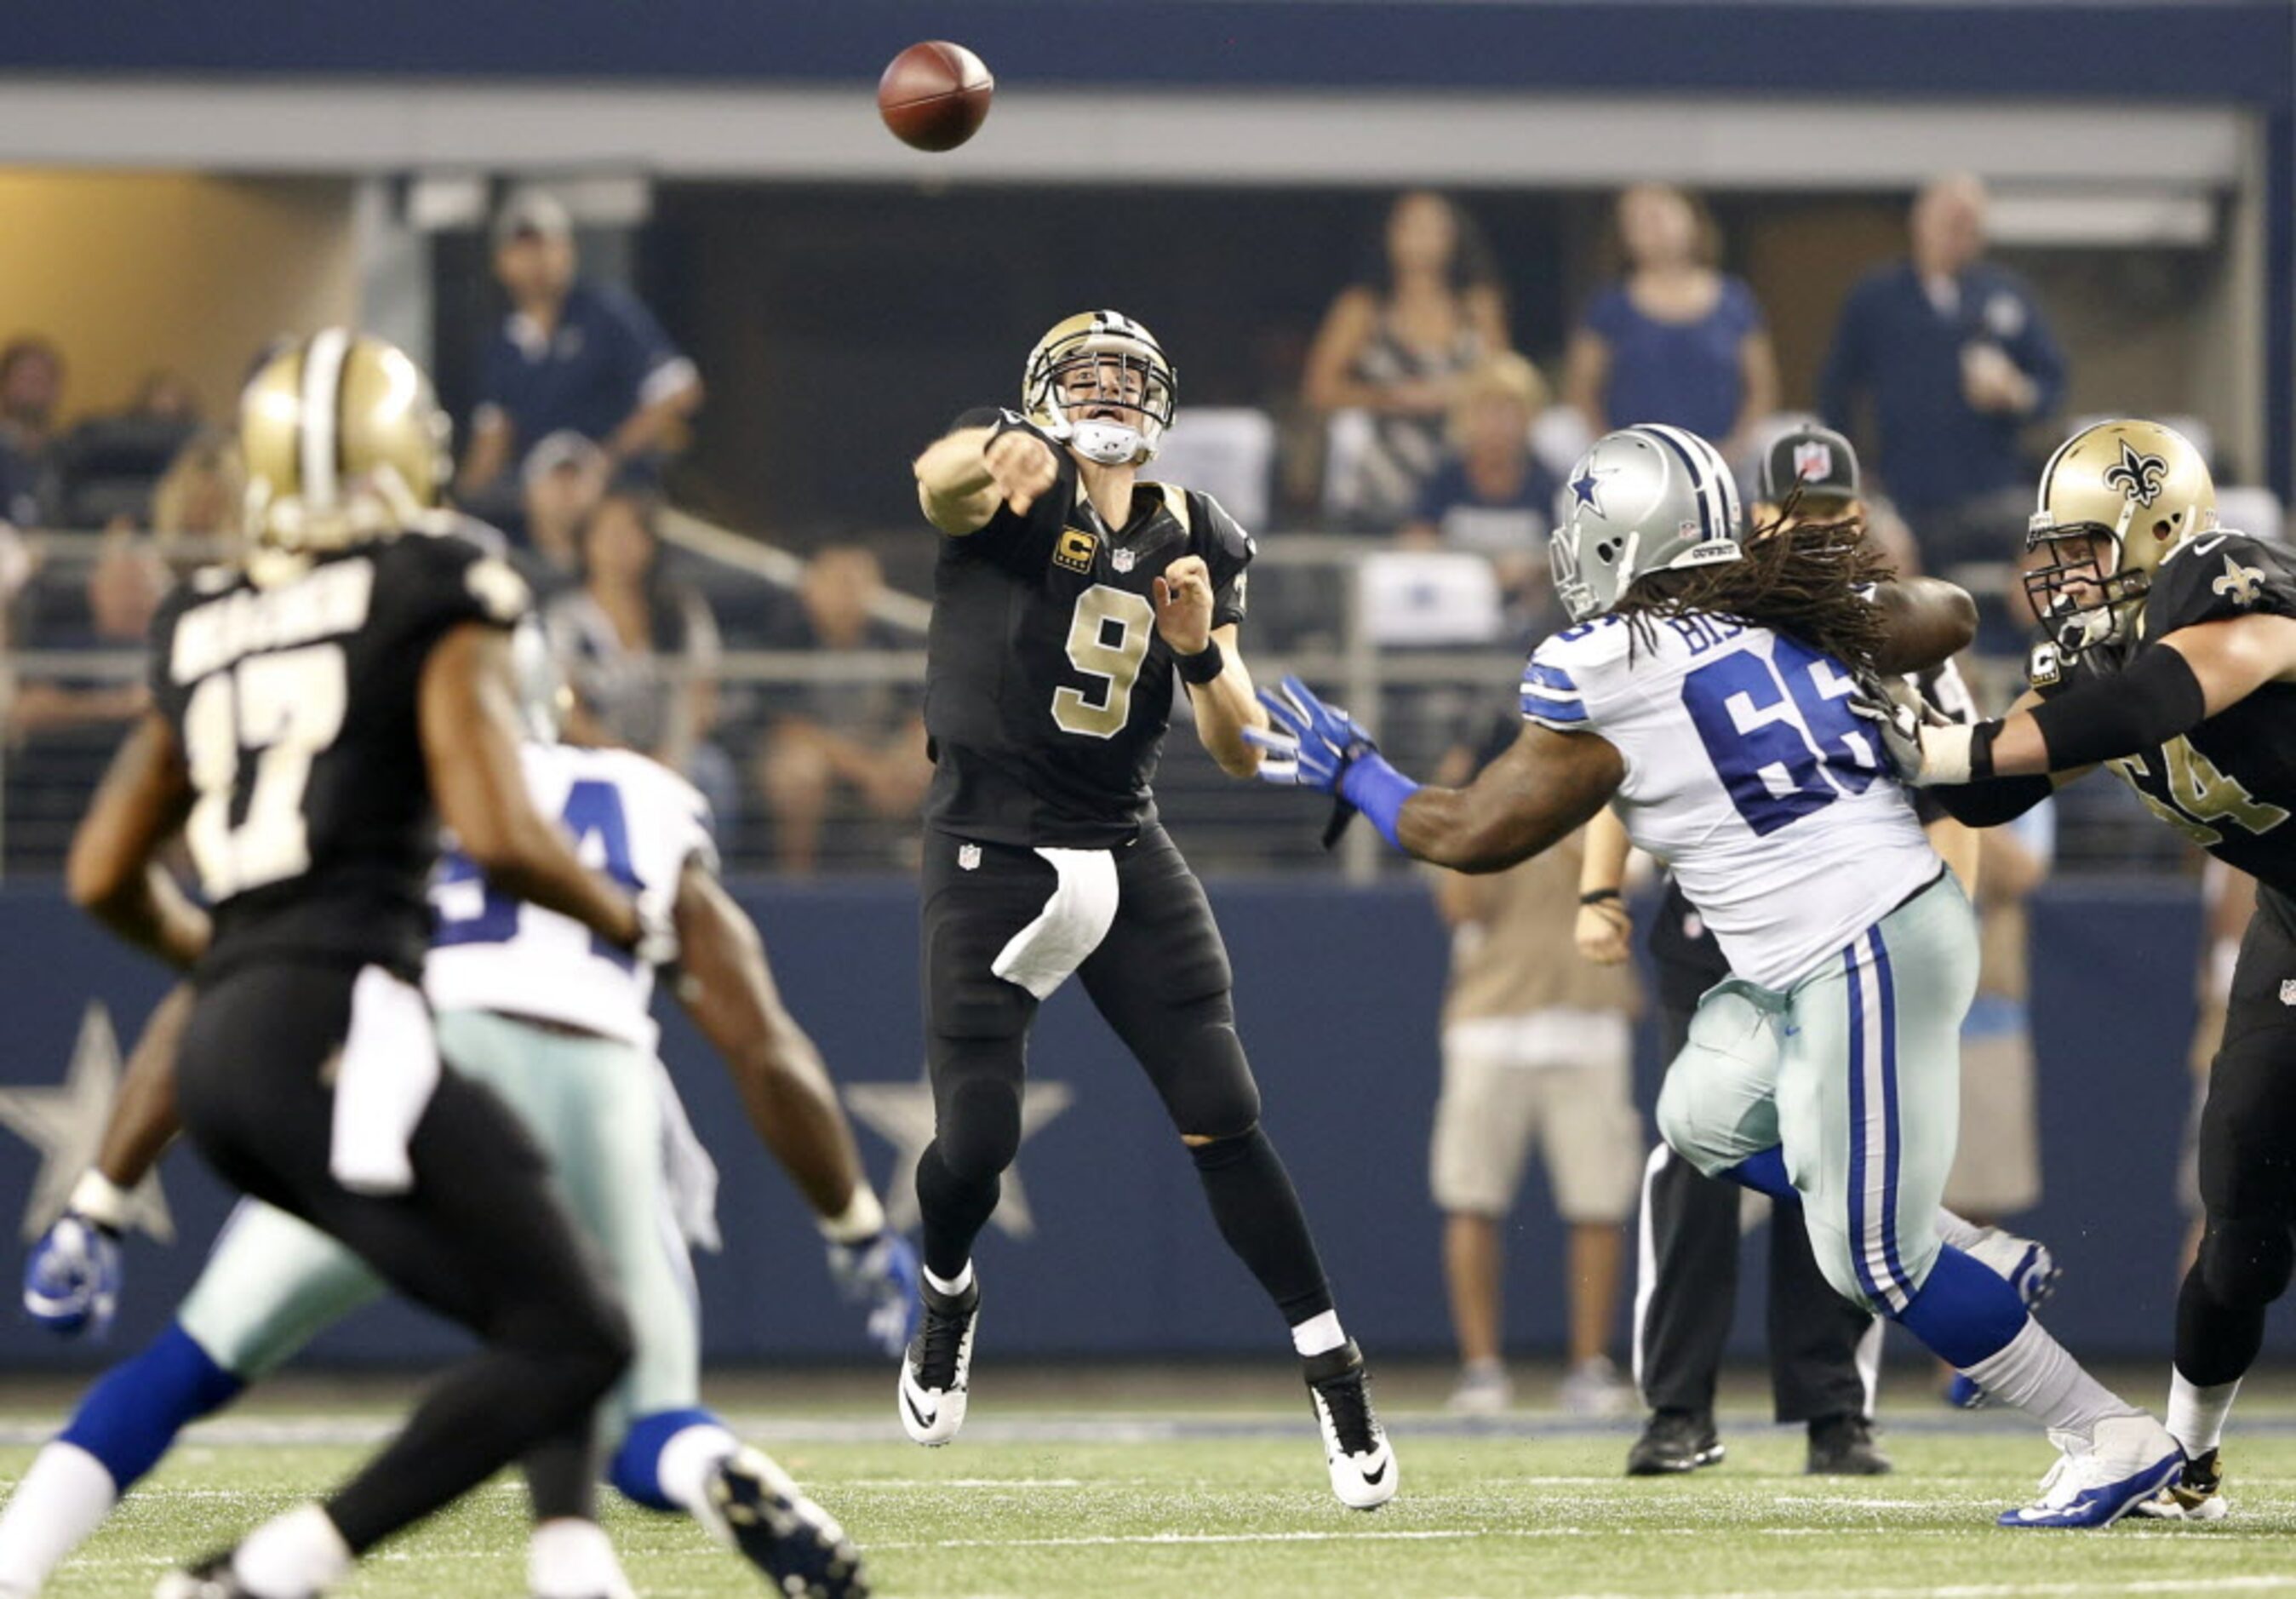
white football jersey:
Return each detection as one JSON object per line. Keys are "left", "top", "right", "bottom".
{"left": 1522, "top": 612, "right": 1940, "bottom": 990}
{"left": 424, "top": 742, "right": 716, "bottom": 1051}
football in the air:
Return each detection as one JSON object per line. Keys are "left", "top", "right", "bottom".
{"left": 878, "top": 41, "right": 995, "bottom": 152}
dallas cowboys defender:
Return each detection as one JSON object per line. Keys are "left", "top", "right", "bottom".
{"left": 63, "top": 331, "right": 654, "bottom": 1599}
{"left": 904, "top": 311, "right": 1393, "bottom": 1507}
{"left": 1872, "top": 419, "right": 2296, "bottom": 1521}
{"left": 1251, "top": 422, "right": 2180, "bottom": 1528}
{"left": 8, "top": 647, "right": 908, "bottom": 1599}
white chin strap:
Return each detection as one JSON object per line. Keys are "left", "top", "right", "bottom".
{"left": 1068, "top": 420, "right": 1144, "bottom": 466}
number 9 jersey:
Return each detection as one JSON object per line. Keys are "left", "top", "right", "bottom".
{"left": 922, "top": 409, "right": 1255, "bottom": 848}
{"left": 147, "top": 529, "right": 530, "bottom": 980}
{"left": 1522, "top": 612, "right": 1938, "bottom": 990}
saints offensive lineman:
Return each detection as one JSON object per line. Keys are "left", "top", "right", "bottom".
{"left": 63, "top": 331, "right": 651, "bottom": 1598}
{"left": 7, "top": 648, "right": 902, "bottom": 1599}
{"left": 1251, "top": 422, "right": 2180, "bottom": 1528}
{"left": 1871, "top": 420, "right": 2296, "bottom": 1520}
{"left": 902, "top": 312, "right": 1394, "bottom": 1507}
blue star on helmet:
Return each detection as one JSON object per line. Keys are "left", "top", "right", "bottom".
{"left": 1570, "top": 466, "right": 1611, "bottom": 517}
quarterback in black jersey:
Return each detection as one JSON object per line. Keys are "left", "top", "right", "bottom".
{"left": 65, "top": 332, "right": 658, "bottom": 1599}
{"left": 1876, "top": 419, "right": 2296, "bottom": 1522}
{"left": 904, "top": 311, "right": 1394, "bottom": 1508}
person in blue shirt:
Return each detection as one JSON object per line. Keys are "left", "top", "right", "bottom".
{"left": 1819, "top": 174, "right": 2067, "bottom": 565}
{"left": 1564, "top": 184, "right": 1778, "bottom": 465}
{"left": 1401, "top": 352, "right": 1567, "bottom": 637}
{"left": 457, "top": 190, "right": 704, "bottom": 504}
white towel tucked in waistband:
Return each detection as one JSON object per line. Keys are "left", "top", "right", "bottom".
{"left": 990, "top": 847, "right": 1120, "bottom": 1000}
{"left": 329, "top": 967, "right": 444, "bottom": 1197}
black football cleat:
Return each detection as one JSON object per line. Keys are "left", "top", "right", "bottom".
{"left": 1626, "top": 1410, "right": 1724, "bottom": 1476}
{"left": 1806, "top": 1413, "right": 1892, "bottom": 1476}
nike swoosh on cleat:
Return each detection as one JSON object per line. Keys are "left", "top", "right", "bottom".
{"left": 1363, "top": 1460, "right": 1388, "bottom": 1485}
{"left": 905, "top": 1392, "right": 936, "bottom": 1430}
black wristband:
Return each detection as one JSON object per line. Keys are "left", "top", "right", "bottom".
{"left": 1578, "top": 887, "right": 1623, "bottom": 907}
{"left": 2025, "top": 645, "right": 2207, "bottom": 771}
{"left": 1967, "top": 721, "right": 1998, "bottom": 782}
{"left": 1176, "top": 638, "right": 1226, "bottom": 686}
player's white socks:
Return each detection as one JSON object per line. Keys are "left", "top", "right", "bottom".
{"left": 233, "top": 1503, "right": 352, "bottom": 1597}
{"left": 529, "top": 1518, "right": 634, "bottom": 1599}
{"left": 653, "top": 1420, "right": 742, "bottom": 1516}
{"left": 1961, "top": 1321, "right": 2139, "bottom": 1441}
{"left": 0, "top": 1441, "right": 117, "bottom": 1591}
{"left": 2165, "top": 1370, "right": 2242, "bottom": 1457}
{"left": 925, "top": 1261, "right": 975, "bottom": 1298}
{"left": 1290, "top": 1310, "right": 1347, "bottom": 1359}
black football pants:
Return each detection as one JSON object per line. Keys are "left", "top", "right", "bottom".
{"left": 1634, "top": 1000, "right": 1878, "bottom": 1423}
{"left": 174, "top": 962, "right": 632, "bottom": 1553}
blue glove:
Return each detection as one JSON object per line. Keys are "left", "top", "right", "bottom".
{"left": 25, "top": 1212, "right": 122, "bottom": 1340}
{"left": 1245, "top": 675, "right": 1420, "bottom": 848}
{"left": 826, "top": 1230, "right": 921, "bottom": 1359}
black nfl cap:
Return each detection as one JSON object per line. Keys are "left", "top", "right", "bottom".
{"left": 1761, "top": 423, "right": 1860, "bottom": 504}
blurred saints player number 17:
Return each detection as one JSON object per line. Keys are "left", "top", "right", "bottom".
{"left": 2108, "top": 735, "right": 2290, "bottom": 848}
{"left": 1054, "top": 584, "right": 1154, "bottom": 740}
{"left": 183, "top": 642, "right": 349, "bottom": 897}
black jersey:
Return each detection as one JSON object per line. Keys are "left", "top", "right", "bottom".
{"left": 2034, "top": 529, "right": 2296, "bottom": 893}
{"left": 149, "top": 529, "right": 529, "bottom": 979}
{"left": 922, "top": 410, "right": 1255, "bottom": 847}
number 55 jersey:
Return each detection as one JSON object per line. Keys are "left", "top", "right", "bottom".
{"left": 1523, "top": 612, "right": 1938, "bottom": 990}
{"left": 148, "top": 529, "right": 530, "bottom": 981}
{"left": 923, "top": 409, "right": 1255, "bottom": 849}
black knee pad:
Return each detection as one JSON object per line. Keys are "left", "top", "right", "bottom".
{"left": 932, "top": 1063, "right": 1023, "bottom": 1182}
{"left": 1153, "top": 1010, "right": 1262, "bottom": 1143}
{"left": 2198, "top": 1212, "right": 2296, "bottom": 1312}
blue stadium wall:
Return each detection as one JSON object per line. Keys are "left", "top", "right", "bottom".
{"left": 0, "top": 876, "right": 2219, "bottom": 1371}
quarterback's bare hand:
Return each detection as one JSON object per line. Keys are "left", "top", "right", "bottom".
{"left": 1575, "top": 901, "right": 1633, "bottom": 966}
{"left": 1154, "top": 556, "right": 1215, "bottom": 656}
{"left": 985, "top": 429, "right": 1060, "bottom": 516}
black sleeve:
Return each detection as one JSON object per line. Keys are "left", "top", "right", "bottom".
{"left": 1194, "top": 490, "right": 1257, "bottom": 629}
{"left": 1927, "top": 775, "right": 2057, "bottom": 828}
{"left": 144, "top": 579, "right": 199, "bottom": 708}
{"left": 2142, "top": 532, "right": 2296, "bottom": 638}
{"left": 942, "top": 406, "right": 1069, "bottom": 564}
{"left": 2022, "top": 643, "right": 2207, "bottom": 771}
{"left": 383, "top": 530, "right": 531, "bottom": 662}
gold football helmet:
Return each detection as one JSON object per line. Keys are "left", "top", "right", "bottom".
{"left": 2024, "top": 418, "right": 2216, "bottom": 653}
{"left": 238, "top": 330, "right": 450, "bottom": 570}
{"left": 1022, "top": 310, "right": 1177, "bottom": 467}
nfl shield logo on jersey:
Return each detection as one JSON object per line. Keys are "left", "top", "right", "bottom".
{"left": 1793, "top": 441, "right": 1834, "bottom": 483}
{"left": 2280, "top": 978, "right": 2296, "bottom": 1008}
{"left": 959, "top": 843, "right": 982, "bottom": 872}
{"left": 1112, "top": 547, "right": 1137, "bottom": 574}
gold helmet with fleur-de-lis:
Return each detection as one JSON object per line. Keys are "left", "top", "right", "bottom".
{"left": 2024, "top": 419, "right": 2216, "bottom": 653}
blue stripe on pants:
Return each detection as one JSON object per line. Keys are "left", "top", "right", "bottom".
{"left": 1869, "top": 926, "right": 1912, "bottom": 1301}
{"left": 1843, "top": 943, "right": 1882, "bottom": 1306}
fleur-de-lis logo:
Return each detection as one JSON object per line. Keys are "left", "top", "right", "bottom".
{"left": 2104, "top": 442, "right": 2169, "bottom": 507}
{"left": 2213, "top": 555, "right": 2265, "bottom": 607}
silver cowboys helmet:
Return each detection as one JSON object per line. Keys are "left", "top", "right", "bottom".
{"left": 1549, "top": 424, "right": 1745, "bottom": 623}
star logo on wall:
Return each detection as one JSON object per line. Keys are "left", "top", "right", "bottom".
{"left": 844, "top": 1072, "right": 1074, "bottom": 1239}
{"left": 0, "top": 1002, "right": 173, "bottom": 1243}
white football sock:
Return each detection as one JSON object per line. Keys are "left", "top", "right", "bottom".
{"left": 529, "top": 1518, "right": 633, "bottom": 1599}
{"left": 1932, "top": 1209, "right": 1986, "bottom": 1252}
{"left": 0, "top": 1442, "right": 117, "bottom": 1591}
{"left": 233, "top": 1503, "right": 352, "bottom": 1597}
{"left": 1290, "top": 1310, "right": 1346, "bottom": 1358}
{"left": 924, "top": 1261, "right": 974, "bottom": 1298}
{"left": 1962, "top": 1320, "right": 2139, "bottom": 1441}
{"left": 2165, "top": 1369, "right": 2241, "bottom": 1457}
{"left": 654, "top": 1421, "right": 741, "bottom": 1517}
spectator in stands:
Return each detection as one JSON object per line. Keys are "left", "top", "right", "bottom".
{"left": 754, "top": 546, "right": 930, "bottom": 874}
{"left": 543, "top": 491, "right": 732, "bottom": 818}
{"left": 1819, "top": 173, "right": 2066, "bottom": 565}
{"left": 519, "top": 429, "right": 610, "bottom": 582}
{"left": 1400, "top": 352, "right": 1567, "bottom": 638}
{"left": 1564, "top": 184, "right": 1778, "bottom": 465}
{"left": 125, "top": 369, "right": 201, "bottom": 426}
{"left": 149, "top": 430, "right": 243, "bottom": 560}
{"left": 0, "top": 336, "right": 66, "bottom": 527}
{"left": 456, "top": 190, "right": 704, "bottom": 507}
{"left": 1303, "top": 191, "right": 1509, "bottom": 531}
{"left": 1427, "top": 712, "right": 1643, "bottom": 1416}
{"left": 6, "top": 531, "right": 161, "bottom": 738}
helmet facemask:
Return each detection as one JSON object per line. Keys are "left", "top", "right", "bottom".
{"left": 2021, "top": 517, "right": 2148, "bottom": 656}
{"left": 1023, "top": 316, "right": 1177, "bottom": 467}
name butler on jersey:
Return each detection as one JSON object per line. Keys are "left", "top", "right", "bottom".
{"left": 925, "top": 405, "right": 1255, "bottom": 849}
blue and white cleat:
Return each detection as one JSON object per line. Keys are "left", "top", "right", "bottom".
{"left": 1966, "top": 1226, "right": 2062, "bottom": 1311}
{"left": 1997, "top": 1415, "right": 2183, "bottom": 1529}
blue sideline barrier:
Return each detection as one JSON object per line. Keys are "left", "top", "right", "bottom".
{"left": 0, "top": 876, "right": 2217, "bottom": 1371}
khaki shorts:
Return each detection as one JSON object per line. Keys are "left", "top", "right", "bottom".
{"left": 1430, "top": 1017, "right": 1641, "bottom": 1223}
{"left": 1944, "top": 1020, "right": 2041, "bottom": 1218}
